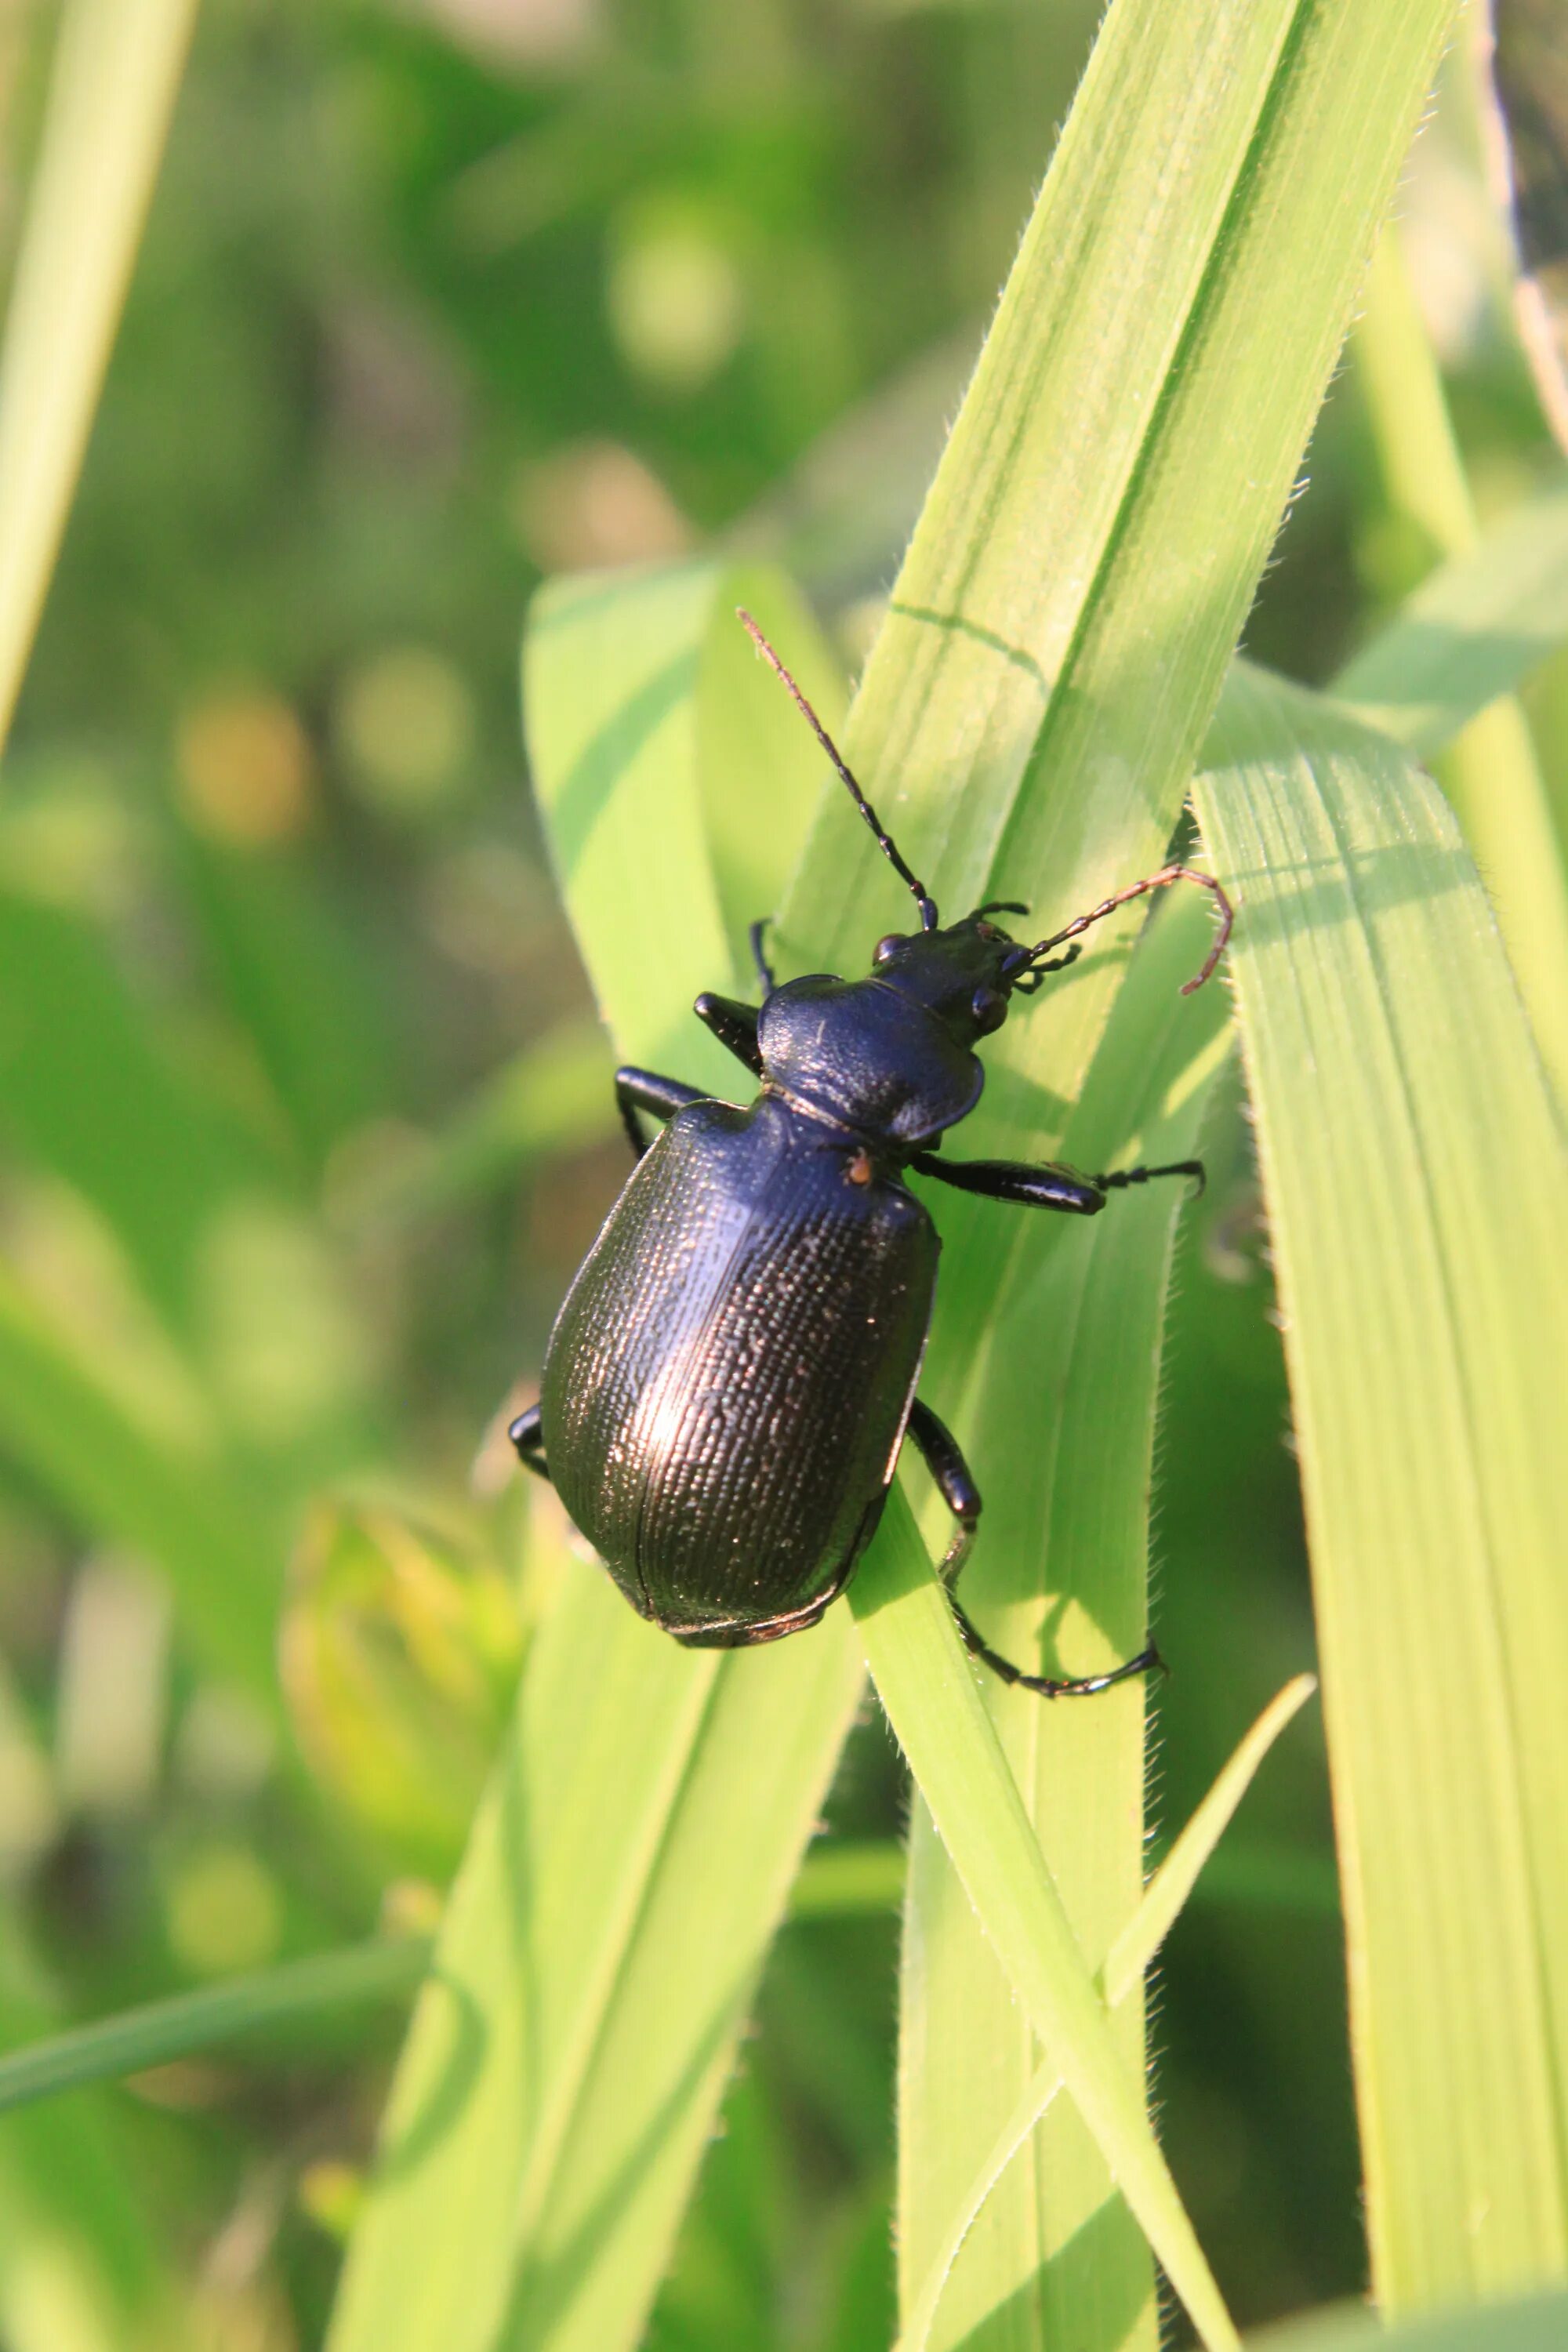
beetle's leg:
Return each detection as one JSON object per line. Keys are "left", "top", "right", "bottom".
{"left": 905, "top": 1396, "right": 1162, "bottom": 1700}
{"left": 749, "top": 916, "right": 776, "bottom": 993}
{"left": 909, "top": 1152, "right": 1105, "bottom": 1216}
{"left": 905, "top": 1398, "right": 980, "bottom": 1581}
{"left": 1091, "top": 1158, "right": 1206, "bottom": 1199}
{"left": 508, "top": 1403, "right": 553, "bottom": 1483}
{"left": 615, "top": 1067, "right": 705, "bottom": 1160}
{"left": 693, "top": 993, "right": 764, "bottom": 1077}
{"left": 910, "top": 1152, "right": 1203, "bottom": 1213}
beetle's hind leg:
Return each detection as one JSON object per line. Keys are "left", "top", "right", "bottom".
{"left": 508, "top": 1403, "right": 553, "bottom": 1483}
{"left": 615, "top": 1068, "right": 706, "bottom": 1160}
{"left": 904, "top": 1397, "right": 1161, "bottom": 1700}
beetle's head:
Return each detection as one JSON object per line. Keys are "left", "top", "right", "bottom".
{"left": 868, "top": 905, "right": 1080, "bottom": 1045}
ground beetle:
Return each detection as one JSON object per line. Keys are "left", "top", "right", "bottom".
{"left": 510, "top": 612, "right": 1232, "bottom": 1696}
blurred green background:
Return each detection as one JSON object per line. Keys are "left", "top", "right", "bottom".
{"left": 0, "top": 2, "right": 1562, "bottom": 2345}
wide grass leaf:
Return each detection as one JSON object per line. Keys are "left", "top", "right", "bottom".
{"left": 1192, "top": 670, "right": 1568, "bottom": 2308}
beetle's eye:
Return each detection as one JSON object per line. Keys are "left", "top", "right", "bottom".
{"left": 873, "top": 934, "right": 904, "bottom": 965}
{"left": 971, "top": 986, "right": 1007, "bottom": 1036}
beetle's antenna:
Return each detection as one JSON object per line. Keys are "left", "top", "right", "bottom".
{"left": 1028, "top": 863, "right": 1235, "bottom": 996}
{"left": 737, "top": 608, "right": 938, "bottom": 930}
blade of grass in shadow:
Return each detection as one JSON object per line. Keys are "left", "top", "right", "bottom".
{"left": 1352, "top": 224, "right": 1568, "bottom": 1098}
{"left": 898, "top": 1675, "right": 1318, "bottom": 2352}
{"left": 0, "top": 1939, "right": 430, "bottom": 2118}
{"left": 1334, "top": 482, "right": 1568, "bottom": 755}
{"left": 0, "top": 1261, "right": 282, "bottom": 1709}
{"left": 1192, "top": 670, "right": 1568, "bottom": 2308}
{"left": 328, "top": 561, "right": 862, "bottom": 2352}
{"left": 330, "top": 1017, "right": 613, "bottom": 1233}
{"left": 0, "top": 1916, "right": 196, "bottom": 2352}
{"left": 0, "top": 0, "right": 199, "bottom": 761}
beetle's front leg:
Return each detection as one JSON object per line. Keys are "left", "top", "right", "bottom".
{"left": 692, "top": 993, "right": 763, "bottom": 1077}
{"left": 615, "top": 1068, "right": 706, "bottom": 1160}
{"left": 908, "top": 1152, "right": 1105, "bottom": 1215}
{"left": 909, "top": 1151, "right": 1204, "bottom": 1214}
{"left": 903, "top": 1397, "right": 1161, "bottom": 1699}
{"left": 508, "top": 1402, "right": 552, "bottom": 1482}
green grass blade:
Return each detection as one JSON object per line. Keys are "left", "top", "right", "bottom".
{"left": 787, "top": 1841, "right": 906, "bottom": 1922}
{"left": 0, "top": 0, "right": 200, "bottom": 762}
{"left": 1352, "top": 226, "right": 1568, "bottom": 1099}
{"left": 1192, "top": 670, "right": 1568, "bottom": 2309}
{"left": 0, "top": 1939, "right": 430, "bottom": 2119}
{"left": 329, "top": 1534, "right": 863, "bottom": 2352}
{"left": 897, "top": 894, "right": 1230, "bottom": 2352}
{"left": 897, "top": 1675, "right": 1318, "bottom": 2352}
{"left": 0, "top": 1921, "right": 196, "bottom": 2352}
{"left": 1099, "top": 1675, "right": 1319, "bottom": 2001}
{"left": 850, "top": 1497, "right": 1240, "bottom": 2352}
{"left": 1334, "top": 484, "right": 1568, "bottom": 755}
{"left": 329, "top": 559, "right": 862, "bottom": 2352}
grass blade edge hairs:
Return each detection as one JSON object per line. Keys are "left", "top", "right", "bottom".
{"left": 851, "top": 1498, "right": 1240, "bottom": 2352}
{"left": 895, "top": 1674, "right": 1318, "bottom": 2352}
{"left": 1194, "top": 667, "right": 1568, "bottom": 2308}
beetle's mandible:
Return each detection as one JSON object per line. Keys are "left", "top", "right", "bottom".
{"left": 508, "top": 611, "right": 1233, "bottom": 1697}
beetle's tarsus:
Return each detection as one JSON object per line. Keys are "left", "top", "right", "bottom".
{"left": 1090, "top": 1157, "right": 1206, "bottom": 1202}
{"left": 953, "top": 1613, "right": 1163, "bottom": 1699}
{"left": 905, "top": 1396, "right": 1160, "bottom": 1700}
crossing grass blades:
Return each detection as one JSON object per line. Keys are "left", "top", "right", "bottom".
{"left": 510, "top": 610, "right": 1232, "bottom": 1693}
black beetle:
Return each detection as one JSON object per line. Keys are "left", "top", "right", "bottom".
{"left": 510, "top": 612, "right": 1232, "bottom": 1695}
